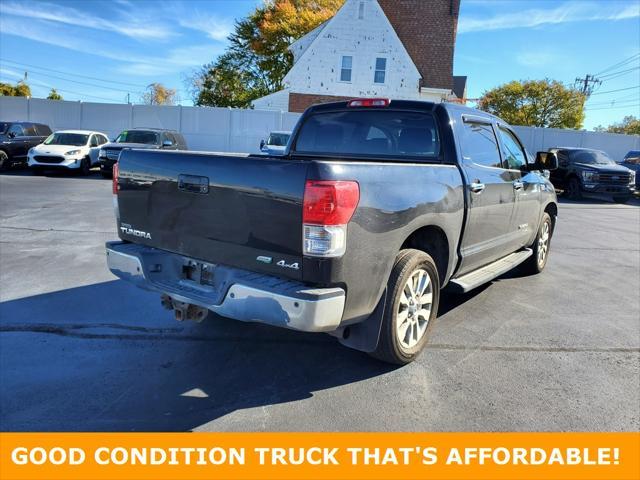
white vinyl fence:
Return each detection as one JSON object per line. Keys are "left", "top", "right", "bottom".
{"left": 1, "top": 97, "right": 638, "bottom": 159}
{"left": 0, "top": 97, "right": 301, "bottom": 154}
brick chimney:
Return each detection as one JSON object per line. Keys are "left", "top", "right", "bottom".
{"left": 378, "top": 0, "right": 461, "bottom": 91}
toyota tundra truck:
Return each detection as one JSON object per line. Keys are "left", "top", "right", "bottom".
{"left": 106, "top": 99, "right": 559, "bottom": 364}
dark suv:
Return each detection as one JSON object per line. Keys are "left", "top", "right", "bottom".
{"left": 0, "top": 122, "right": 52, "bottom": 170}
{"left": 549, "top": 147, "right": 636, "bottom": 203}
{"left": 621, "top": 150, "right": 640, "bottom": 194}
{"left": 99, "top": 128, "right": 188, "bottom": 178}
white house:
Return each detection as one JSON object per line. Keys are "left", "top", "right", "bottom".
{"left": 253, "top": 0, "right": 466, "bottom": 112}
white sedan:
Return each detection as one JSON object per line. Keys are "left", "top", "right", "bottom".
{"left": 28, "top": 130, "right": 110, "bottom": 175}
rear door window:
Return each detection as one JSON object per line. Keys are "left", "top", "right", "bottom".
{"left": 460, "top": 121, "right": 503, "bottom": 168}
{"left": 23, "top": 124, "right": 38, "bottom": 136}
{"left": 36, "top": 124, "right": 52, "bottom": 136}
{"left": 294, "top": 110, "right": 440, "bottom": 159}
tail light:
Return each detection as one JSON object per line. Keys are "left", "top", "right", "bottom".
{"left": 112, "top": 163, "right": 119, "bottom": 195}
{"left": 303, "top": 180, "right": 359, "bottom": 257}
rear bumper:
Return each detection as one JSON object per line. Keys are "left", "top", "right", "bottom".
{"left": 106, "top": 241, "right": 345, "bottom": 332}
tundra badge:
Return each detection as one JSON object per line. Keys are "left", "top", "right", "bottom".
{"left": 120, "top": 223, "right": 152, "bottom": 240}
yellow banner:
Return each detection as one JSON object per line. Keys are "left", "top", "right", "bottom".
{"left": 1, "top": 432, "right": 638, "bottom": 480}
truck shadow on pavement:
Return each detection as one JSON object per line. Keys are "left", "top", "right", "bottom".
{"left": 0, "top": 168, "right": 108, "bottom": 180}
{"left": 0, "top": 280, "right": 398, "bottom": 432}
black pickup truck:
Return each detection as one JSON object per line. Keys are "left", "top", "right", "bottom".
{"left": 106, "top": 99, "right": 559, "bottom": 364}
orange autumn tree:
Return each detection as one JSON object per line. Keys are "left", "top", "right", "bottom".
{"left": 192, "top": 0, "right": 343, "bottom": 108}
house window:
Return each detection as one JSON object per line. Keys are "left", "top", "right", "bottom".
{"left": 340, "top": 56, "right": 353, "bottom": 82}
{"left": 358, "top": 1, "right": 365, "bottom": 19}
{"left": 374, "top": 57, "right": 386, "bottom": 84}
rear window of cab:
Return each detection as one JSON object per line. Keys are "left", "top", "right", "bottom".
{"left": 294, "top": 110, "right": 440, "bottom": 159}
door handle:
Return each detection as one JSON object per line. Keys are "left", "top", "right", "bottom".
{"left": 470, "top": 182, "right": 485, "bottom": 194}
{"left": 513, "top": 181, "right": 524, "bottom": 191}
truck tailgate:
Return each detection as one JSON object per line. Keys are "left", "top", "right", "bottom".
{"left": 116, "top": 150, "right": 307, "bottom": 280}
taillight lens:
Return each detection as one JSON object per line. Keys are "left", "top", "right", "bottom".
{"left": 112, "top": 163, "right": 119, "bottom": 195}
{"left": 303, "top": 181, "right": 359, "bottom": 225}
{"left": 303, "top": 180, "right": 359, "bottom": 257}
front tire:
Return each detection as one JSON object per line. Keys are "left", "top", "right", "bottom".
{"left": 370, "top": 249, "right": 440, "bottom": 365}
{"left": 80, "top": 157, "right": 91, "bottom": 176}
{"left": 565, "top": 177, "right": 583, "bottom": 200}
{"left": 522, "top": 212, "right": 552, "bottom": 274}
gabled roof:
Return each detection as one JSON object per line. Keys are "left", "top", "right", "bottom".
{"left": 289, "top": 20, "right": 329, "bottom": 63}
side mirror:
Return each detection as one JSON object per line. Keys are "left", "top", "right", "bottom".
{"left": 260, "top": 139, "right": 266, "bottom": 149}
{"left": 7, "top": 132, "right": 16, "bottom": 139}
{"left": 532, "top": 151, "right": 558, "bottom": 171}
{"left": 162, "top": 140, "right": 173, "bottom": 148}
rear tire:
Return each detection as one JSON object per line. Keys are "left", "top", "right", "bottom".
{"left": 100, "top": 169, "right": 112, "bottom": 179}
{"left": 0, "top": 151, "right": 10, "bottom": 171}
{"left": 522, "top": 212, "right": 552, "bottom": 274}
{"left": 370, "top": 249, "right": 440, "bottom": 365}
{"left": 565, "top": 177, "right": 582, "bottom": 200}
{"left": 613, "top": 196, "right": 630, "bottom": 204}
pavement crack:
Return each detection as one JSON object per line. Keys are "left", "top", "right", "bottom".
{"left": 426, "top": 343, "right": 640, "bottom": 353}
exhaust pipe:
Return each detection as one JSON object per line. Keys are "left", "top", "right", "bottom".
{"left": 160, "top": 294, "right": 208, "bottom": 323}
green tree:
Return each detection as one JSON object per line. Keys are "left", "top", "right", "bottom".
{"left": 47, "top": 88, "right": 63, "bottom": 100}
{"left": 594, "top": 116, "right": 640, "bottom": 135}
{"left": 0, "top": 80, "right": 31, "bottom": 97}
{"left": 191, "top": 0, "right": 342, "bottom": 108}
{"left": 141, "top": 83, "right": 176, "bottom": 105}
{"left": 477, "top": 79, "right": 586, "bottom": 129}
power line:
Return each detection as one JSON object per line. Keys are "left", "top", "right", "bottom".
{"left": 586, "top": 98, "right": 640, "bottom": 107}
{"left": 14, "top": 69, "right": 142, "bottom": 94}
{"left": 0, "top": 58, "right": 148, "bottom": 89}
{"left": 590, "top": 85, "right": 640, "bottom": 96}
{"left": 595, "top": 53, "right": 640, "bottom": 76}
{"left": 599, "top": 66, "right": 640, "bottom": 81}
{"left": 585, "top": 103, "right": 640, "bottom": 111}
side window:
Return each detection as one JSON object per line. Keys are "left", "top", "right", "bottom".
{"left": 340, "top": 56, "right": 352, "bottom": 82}
{"left": 7, "top": 124, "right": 25, "bottom": 137}
{"left": 90, "top": 135, "right": 99, "bottom": 147}
{"left": 461, "top": 122, "right": 503, "bottom": 168}
{"left": 498, "top": 127, "right": 527, "bottom": 170}
{"left": 557, "top": 151, "right": 569, "bottom": 167}
{"left": 36, "top": 124, "right": 52, "bottom": 136}
{"left": 24, "top": 124, "right": 38, "bottom": 136}
{"left": 374, "top": 58, "right": 386, "bottom": 84}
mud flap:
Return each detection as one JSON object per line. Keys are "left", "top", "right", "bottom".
{"left": 338, "top": 289, "right": 387, "bottom": 353}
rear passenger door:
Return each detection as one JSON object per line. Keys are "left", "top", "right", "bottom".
{"left": 23, "top": 124, "right": 44, "bottom": 150}
{"left": 457, "top": 117, "right": 517, "bottom": 274}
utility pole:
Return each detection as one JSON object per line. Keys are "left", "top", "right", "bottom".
{"left": 126, "top": 92, "right": 131, "bottom": 104}
{"left": 574, "top": 74, "right": 602, "bottom": 99}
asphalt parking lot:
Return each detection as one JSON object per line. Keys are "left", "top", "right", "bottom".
{"left": 1, "top": 169, "right": 639, "bottom": 432}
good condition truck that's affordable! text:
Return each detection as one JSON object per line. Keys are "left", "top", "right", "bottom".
{"left": 106, "top": 99, "right": 559, "bottom": 364}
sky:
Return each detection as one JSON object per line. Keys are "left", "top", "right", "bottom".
{"left": 0, "top": 0, "right": 638, "bottom": 130}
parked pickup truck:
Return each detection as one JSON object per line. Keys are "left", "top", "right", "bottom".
{"left": 106, "top": 99, "right": 559, "bottom": 364}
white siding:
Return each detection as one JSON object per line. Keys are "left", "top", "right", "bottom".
{"left": 283, "top": 0, "right": 422, "bottom": 99}
{"left": 251, "top": 89, "right": 290, "bottom": 111}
